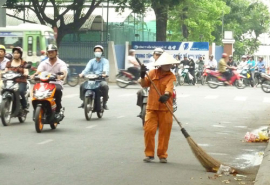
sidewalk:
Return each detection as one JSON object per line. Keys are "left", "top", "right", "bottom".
{"left": 254, "top": 139, "right": 270, "bottom": 185}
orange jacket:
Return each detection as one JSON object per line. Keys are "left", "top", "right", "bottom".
{"left": 141, "top": 68, "right": 176, "bottom": 111}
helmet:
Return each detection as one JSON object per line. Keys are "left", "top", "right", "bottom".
{"left": 242, "top": 55, "right": 247, "bottom": 58}
{"left": 189, "top": 56, "right": 194, "bottom": 60}
{"left": 222, "top": 53, "right": 228, "bottom": 58}
{"left": 210, "top": 54, "right": 214, "bottom": 57}
{"left": 93, "top": 45, "right": 104, "bottom": 52}
{"left": 46, "top": 44, "right": 58, "bottom": 52}
{"left": 229, "top": 55, "right": 233, "bottom": 58}
{"left": 153, "top": 48, "right": 164, "bottom": 55}
{"left": 5, "top": 53, "right": 13, "bottom": 61}
{"left": 0, "top": 45, "right": 6, "bottom": 52}
{"left": 12, "top": 47, "right": 23, "bottom": 56}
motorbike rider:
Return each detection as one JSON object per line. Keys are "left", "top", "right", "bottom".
{"left": 227, "top": 55, "right": 237, "bottom": 67}
{"left": 256, "top": 56, "right": 265, "bottom": 73}
{"left": 4, "top": 47, "right": 29, "bottom": 112}
{"left": 206, "top": 54, "right": 217, "bottom": 70}
{"left": 238, "top": 55, "right": 248, "bottom": 70}
{"left": 31, "top": 44, "right": 67, "bottom": 117}
{"left": 0, "top": 45, "right": 9, "bottom": 71}
{"left": 127, "top": 49, "right": 140, "bottom": 80}
{"left": 188, "top": 56, "right": 196, "bottom": 85}
{"left": 78, "top": 45, "right": 109, "bottom": 110}
{"left": 136, "top": 48, "right": 163, "bottom": 117}
{"left": 218, "top": 53, "right": 233, "bottom": 85}
{"left": 196, "top": 56, "right": 205, "bottom": 70}
{"left": 139, "top": 51, "right": 177, "bottom": 163}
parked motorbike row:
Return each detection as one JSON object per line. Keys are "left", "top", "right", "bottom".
{"left": 0, "top": 65, "right": 106, "bottom": 133}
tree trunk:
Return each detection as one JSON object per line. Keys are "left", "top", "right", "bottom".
{"left": 56, "top": 27, "right": 65, "bottom": 47}
{"left": 181, "top": 6, "right": 189, "bottom": 39}
{"left": 152, "top": 4, "right": 168, "bottom": 41}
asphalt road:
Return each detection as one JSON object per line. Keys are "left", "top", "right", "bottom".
{"left": 0, "top": 83, "right": 269, "bottom": 185}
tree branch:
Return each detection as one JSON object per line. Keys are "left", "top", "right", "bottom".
{"left": 6, "top": 13, "right": 36, "bottom": 24}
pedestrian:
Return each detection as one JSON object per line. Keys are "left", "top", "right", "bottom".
{"left": 140, "top": 50, "right": 177, "bottom": 163}
{"left": 247, "top": 55, "right": 256, "bottom": 82}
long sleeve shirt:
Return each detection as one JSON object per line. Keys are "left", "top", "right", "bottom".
{"left": 141, "top": 68, "right": 176, "bottom": 111}
{"left": 82, "top": 58, "right": 109, "bottom": 76}
{"left": 257, "top": 61, "right": 266, "bottom": 73}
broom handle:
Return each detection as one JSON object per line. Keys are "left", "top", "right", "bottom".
{"left": 144, "top": 72, "right": 184, "bottom": 129}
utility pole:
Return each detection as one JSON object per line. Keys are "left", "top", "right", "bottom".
{"left": 0, "top": 0, "right": 7, "bottom": 27}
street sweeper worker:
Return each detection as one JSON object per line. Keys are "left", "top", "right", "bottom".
{"left": 139, "top": 51, "right": 178, "bottom": 163}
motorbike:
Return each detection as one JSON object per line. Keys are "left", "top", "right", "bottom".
{"left": 63, "top": 64, "right": 80, "bottom": 87}
{"left": 116, "top": 69, "right": 139, "bottom": 88}
{"left": 140, "top": 87, "right": 177, "bottom": 127}
{"left": 207, "top": 68, "right": 245, "bottom": 89}
{"left": 82, "top": 74, "right": 106, "bottom": 120}
{"left": 238, "top": 67, "right": 254, "bottom": 87}
{"left": 0, "top": 66, "right": 31, "bottom": 126}
{"left": 195, "top": 67, "right": 204, "bottom": 85}
{"left": 201, "top": 66, "right": 211, "bottom": 85}
{"left": 32, "top": 71, "right": 65, "bottom": 133}
{"left": 178, "top": 65, "right": 194, "bottom": 86}
{"left": 260, "top": 73, "right": 270, "bottom": 93}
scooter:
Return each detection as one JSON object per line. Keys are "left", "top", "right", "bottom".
{"left": 238, "top": 67, "right": 254, "bottom": 87}
{"left": 0, "top": 70, "right": 31, "bottom": 126}
{"left": 82, "top": 74, "right": 106, "bottom": 120}
{"left": 260, "top": 73, "right": 270, "bottom": 93}
{"left": 178, "top": 65, "right": 193, "bottom": 86}
{"left": 32, "top": 71, "right": 65, "bottom": 133}
{"left": 207, "top": 68, "right": 245, "bottom": 89}
{"left": 116, "top": 69, "right": 139, "bottom": 88}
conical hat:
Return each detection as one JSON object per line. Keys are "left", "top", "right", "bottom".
{"left": 153, "top": 52, "right": 180, "bottom": 66}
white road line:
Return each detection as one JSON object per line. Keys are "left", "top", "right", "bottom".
{"left": 63, "top": 94, "right": 79, "bottom": 98}
{"left": 208, "top": 153, "right": 228, "bottom": 156}
{"left": 263, "top": 98, "right": 270, "bottom": 103}
{"left": 234, "top": 126, "right": 247, "bottom": 129}
{"left": 117, "top": 116, "right": 125, "bottom": 118}
{"left": 38, "top": 139, "right": 53, "bottom": 145}
{"left": 234, "top": 96, "right": 247, "bottom": 101}
{"left": 205, "top": 95, "right": 218, "bottom": 99}
{"left": 212, "top": 125, "right": 226, "bottom": 128}
{"left": 86, "top": 125, "right": 97, "bottom": 129}
{"left": 177, "top": 94, "right": 190, "bottom": 98}
{"left": 118, "top": 94, "right": 134, "bottom": 97}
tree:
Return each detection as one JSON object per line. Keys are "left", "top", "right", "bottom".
{"left": 168, "top": 0, "right": 229, "bottom": 42}
{"left": 114, "top": 0, "right": 182, "bottom": 41}
{"left": 6, "top": 0, "right": 103, "bottom": 46}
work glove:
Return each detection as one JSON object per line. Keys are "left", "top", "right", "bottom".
{"left": 140, "top": 64, "right": 148, "bottom": 79}
{"left": 159, "top": 94, "right": 170, "bottom": 103}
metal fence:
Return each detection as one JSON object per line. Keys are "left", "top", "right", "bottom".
{"left": 59, "top": 41, "right": 108, "bottom": 65}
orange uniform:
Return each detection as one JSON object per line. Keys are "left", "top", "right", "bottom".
{"left": 141, "top": 68, "right": 176, "bottom": 159}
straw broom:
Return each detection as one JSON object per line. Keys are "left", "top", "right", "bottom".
{"left": 137, "top": 58, "right": 235, "bottom": 173}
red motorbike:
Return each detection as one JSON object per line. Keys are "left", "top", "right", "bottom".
{"left": 201, "top": 66, "right": 211, "bottom": 85}
{"left": 207, "top": 68, "right": 245, "bottom": 89}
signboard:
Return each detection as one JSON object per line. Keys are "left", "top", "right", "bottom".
{"left": 0, "top": 32, "right": 23, "bottom": 37}
{"left": 131, "top": 41, "right": 209, "bottom": 64}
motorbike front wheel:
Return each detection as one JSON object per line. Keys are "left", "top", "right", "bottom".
{"left": 34, "top": 106, "right": 44, "bottom": 133}
{"left": 207, "top": 77, "right": 219, "bottom": 89}
{"left": 179, "top": 76, "right": 185, "bottom": 86}
{"left": 84, "top": 96, "right": 94, "bottom": 120}
{"left": 67, "top": 74, "right": 80, "bottom": 87}
{"left": 116, "top": 75, "right": 129, "bottom": 88}
{"left": 1, "top": 99, "right": 12, "bottom": 126}
{"left": 235, "top": 80, "right": 245, "bottom": 89}
{"left": 201, "top": 76, "right": 206, "bottom": 85}
{"left": 261, "top": 80, "right": 270, "bottom": 93}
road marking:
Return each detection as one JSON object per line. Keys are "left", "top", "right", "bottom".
{"left": 208, "top": 153, "right": 228, "bottom": 156}
{"left": 86, "top": 125, "right": 97, "bottom": 129}
{"left": 234, "top": 126, "right": 247, "bottom": 128}
{"left": 63, "top": 94, "right": 79, "bottom": 98}
{"left": 177, "top": 94, "right": 190, "bottom": 98}
{"left": 205, "top": 95, "right": 218, "bottom": 99}
{"left": 212, "top": 125, "right": 226, "bottom": 128}
{"left": 117, "top": 116, "right": 125, "bottom": 118}
{"left": 38, "top": 139, "right": 53, "bottom": 145}
{"left": 234, "top": 96, "right": 247, "bottom": 101}
{"left": 263, "top": 98, "right": 270, "bottom": 103}
{"left": 118, "top": 94, "right": 134, "bottom": 97}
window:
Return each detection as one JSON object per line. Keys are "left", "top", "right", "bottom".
{"left": 45, "top": 31, "right": 56, "bottom": 45}
{"left": 28, "top": 36, "right": 33, "bottom": 56}
{"left": 36, "top": 36, "right": 41, "bottom": 56}
{"left": 0, "top": 37, "right": 23, "bottom": 49}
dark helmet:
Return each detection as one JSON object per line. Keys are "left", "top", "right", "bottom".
{"left": 5, "top": 53, "right": 13, "bottom": 61}
{"left": 12, "top": 47, "right": 23, "bottom": 56}
{"left": 46, "top": 44, "right": 58, "bottom": 52}
{"left": 93, "top": 45, "right": 104, "bottom": 52}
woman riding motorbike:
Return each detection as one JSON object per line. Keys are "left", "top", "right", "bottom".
{"left": 4, "top": 47, "right": 29, "bottom": 112}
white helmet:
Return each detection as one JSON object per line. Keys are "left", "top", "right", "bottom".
{"left": 153, "top": 48, "right": 164, "bottom": 55}
{"left": 242, "top": 55, "right": 247, "bottom": 58}
{"left": 93, "top": 45, "right": 104, "bottom": 52}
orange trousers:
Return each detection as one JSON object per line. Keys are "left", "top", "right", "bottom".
{"left": 144, "top": 110, "right": 173, "bottom": 159}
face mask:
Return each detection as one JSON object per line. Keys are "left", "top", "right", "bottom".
{"left": 94, "top": 52, "right": 102, "bottom": 58}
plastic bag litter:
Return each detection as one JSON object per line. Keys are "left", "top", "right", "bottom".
{"left": 244, "top": 131, "right": 269, "bottom": 142}
{"left": 244, "top": 132, "right": 257, "bottom": 142}
{"left": 217, "top": 165, "right": 232, "bottom": 176}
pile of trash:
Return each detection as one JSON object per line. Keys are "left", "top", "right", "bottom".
{"left": 244, "top": 128, "right": 269, "bottom": 142}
